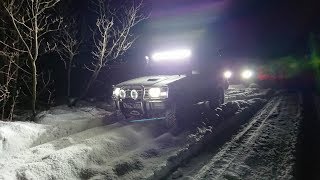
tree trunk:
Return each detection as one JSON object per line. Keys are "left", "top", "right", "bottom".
{"left": 67, "top": 57, "right": 73, "bottom": 98}
{"left": 81, "top": 70, "right": 99, "bottom": 100}
{"left": 31, "top": 61, "right": 37, "bottom": 117}
{"left": 70, "top": 66, "right": 100, "bottom": 107}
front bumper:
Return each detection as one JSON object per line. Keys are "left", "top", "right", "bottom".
{"left": 115, "top": 99, "right": 168, "bottom": 118}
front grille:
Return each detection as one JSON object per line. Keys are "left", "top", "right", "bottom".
{"left": 144, "top": 87, "right": 150, "bottom": 99}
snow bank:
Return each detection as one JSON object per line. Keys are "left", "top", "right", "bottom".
{"left": 0, "top": 105, "right": 110, "bottom": 156}
{"left": 0, "top": 122, "right": 188, "bottom": 180}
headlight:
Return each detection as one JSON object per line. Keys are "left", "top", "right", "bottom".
{"left": 241, "top": 70, "right": 253, "bottom": 79}
{"left": 113, "top": 88, "right": 120, "bottom": 97}
{"left": 147, "top": 87, "right": 168, "bottom": 99}
{"left": 223, "top": 71, "right": 232, "bottom": 79}
{"left": 149, "top": 88, "right": 161, "bottom": 98}
{"left": 119, "top": 89, "right": 126, "bottom": 99}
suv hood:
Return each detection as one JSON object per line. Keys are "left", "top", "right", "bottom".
{"left": 116, "top": 75, "right": 186, "bottom": 87}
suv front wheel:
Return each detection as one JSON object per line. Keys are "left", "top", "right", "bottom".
{"left": 165, "top": 102, "right": 187, "bottom": 130}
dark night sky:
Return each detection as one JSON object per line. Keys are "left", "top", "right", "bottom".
{"left": 70, "top": 0, "right": 319, "bottom": 58}
{"left": 147, "top": 0, "right": 319, "bottom": 57}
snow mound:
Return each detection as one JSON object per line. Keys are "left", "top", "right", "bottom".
{"left": 0, "top": 105, "right": 110, "bottom": 156}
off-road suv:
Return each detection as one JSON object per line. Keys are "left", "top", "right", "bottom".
{"left": 112, "top": 49, "right": 229, "bottom": 128}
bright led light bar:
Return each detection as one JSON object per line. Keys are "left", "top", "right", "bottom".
{"left": 151, "top": 49, "right": 191, "bottom": 61}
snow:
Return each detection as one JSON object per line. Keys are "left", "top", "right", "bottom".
{"left": 171, "top": 92, "right": 302, "bottom": 180}
{"left": 0, "top": 105, "right": 188, "bottom": 180}
{"left": 0, "top": 106, "right": 109, "bottom": 156}
{"left": 0, "top": 85, "right": 301, "bottom": 180}
{"left": 225, "top": 84, "right": 274, "bottom": 102}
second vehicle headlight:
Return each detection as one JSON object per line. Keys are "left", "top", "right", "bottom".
{"left": 241, "top": 70, "right": 253, "bottom": 79}
{"left": 224, "top": 71, "right": 232, "bottom": 79}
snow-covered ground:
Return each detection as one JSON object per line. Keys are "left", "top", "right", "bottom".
{"left": 0, "top": 106, "right": 189, "bottom": 179}
{"left": 0, "top": 85, "right": 301, "bottom": 180}
{"left": 0, "top": 106, "right": 110, "bottom": 156}
{"left": 169, "top": 92, "right": 302, "bottom": 179}
{"left": 225, "top": 84, "right": 274, "bottom": 102}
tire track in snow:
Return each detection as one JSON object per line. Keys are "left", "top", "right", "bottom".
{"left": 194, "top": 96, "right": 283, "bottom": 179}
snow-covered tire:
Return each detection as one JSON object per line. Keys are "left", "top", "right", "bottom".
{"left": 165, "top": 104, "right": 178, "bottom": 129}
{"left": 110, "top": 110, "right": 126, "bottom": 123}
{"left": 208, "top": 88, "right": 224, "bottom": 109}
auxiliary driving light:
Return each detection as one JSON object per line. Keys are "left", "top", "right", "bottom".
{"left": 151, "top": 49, "right": 191, "bottom": 61}
{"left": 130, "top": 89, "right": 138, "bottom": 100}
{"left": 119, "top": 89, "right": 126, "bottom": 99}
{"left": 224, "top": 71, "right": 232, "bottom": 79}
{"left": 241, "top": 70, "right": 253, "bottom": 79}
{"left": 113, "top": 88, "right": 120, "bottom": 97}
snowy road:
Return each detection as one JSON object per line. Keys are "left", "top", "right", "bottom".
{"left": 0, "top": 85, "right": 303, "bottom": 180}
{"left": 168, "top": 92, "right": 302, "bottom": 180}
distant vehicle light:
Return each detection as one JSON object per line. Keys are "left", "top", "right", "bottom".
{"left": 224, "top": 71, "right": 232, "bottom": 79}
{"left": 113, "top": 88, "right": 120, "bottom": 97}
{"left": 130, "top": 89, "right": 138, "bottom": 100}
{"left": 119, "top": 89, "right": 126, "bottom": 99}
{"left": 241, "top": 70, "right": 253, "bottom": 79}
{"left": 151, "top": 49, "right": 191, "bottom": 61}
{"left": 148, "top": 88, "right": 161, "bottom": 98}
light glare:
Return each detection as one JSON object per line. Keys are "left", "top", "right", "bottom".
{"left": 113, "top": 88, "right": 120, "bottom": 96}
{"left": 224, "top": 71, "right": 232, "bottom": 79}
{"left": 241, "top": 70, "right": 253, "bottom": 79}
{"left": 152, "top": 49, "right": 191, "bottom": 61}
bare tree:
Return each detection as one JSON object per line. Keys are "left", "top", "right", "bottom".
{"left": 80, "top": 0, "right": 146, "bottom": 100}
{"left": 0, "top": 0, "right": 62, "bottom": 116}
{"left": 55, "top": 19, "right": 81, "bottom": 98}
{"left": 0, "top": 47, "right": 20, "bottom": 121}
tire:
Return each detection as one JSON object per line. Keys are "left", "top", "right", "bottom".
{"left": 165, "top": 103, "right": 178, "bottom": 129}
{"left": 208, "top": 88, "right": 224, "bottom": 109}
{"left": 109, "top": 110, "right": 125, "bottom": 124}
